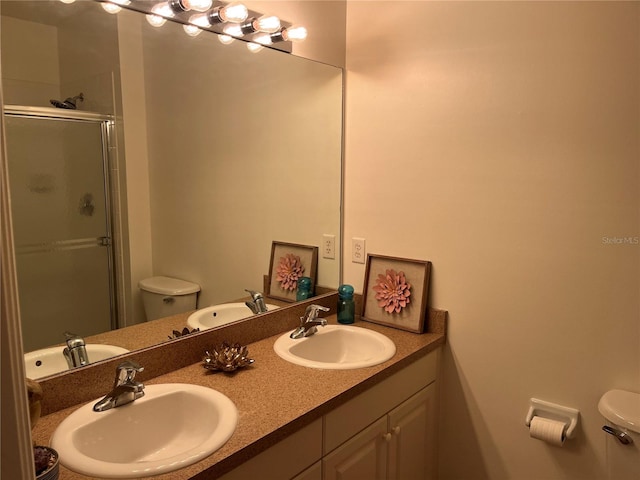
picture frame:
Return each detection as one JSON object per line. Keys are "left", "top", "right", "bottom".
{"left": 361, "top": 254, "right": 431, "bottom": 333}
{"left": 267, "top": 241, "right": 319, "bottom": 302}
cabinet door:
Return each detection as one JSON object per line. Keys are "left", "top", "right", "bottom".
{"left": 323, "top": 417, "right": 388, "bottom": 480}
{"left": 388, "top": 383, "right": 438, "bottom": 480}
{"left": 294, "top": 461, "right": 322, "bottom": 480}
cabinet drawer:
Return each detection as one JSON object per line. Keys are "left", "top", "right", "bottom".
{"left": 324, "top": 349, "right": 439, "bottom": 454}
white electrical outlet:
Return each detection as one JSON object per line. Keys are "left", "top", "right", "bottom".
{"left": 352, "top": 237, "right": 366, "bottom": 264}
{"left": 323, "top": 234, "right": 335, "bottom": 259}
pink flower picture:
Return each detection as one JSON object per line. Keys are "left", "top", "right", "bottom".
{"left": 372, "top": 269, "right": 411, "bottom": 314}
{"left": 276, "top": 253, "right": 305, "bottom": 291}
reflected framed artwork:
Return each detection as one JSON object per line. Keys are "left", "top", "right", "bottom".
{"left": 361, "top": 254, "right": 431, "bottom": 333}
{"left": 267, "top": 241, "right": 319, "bottom": 302}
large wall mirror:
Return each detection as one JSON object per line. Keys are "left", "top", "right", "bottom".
{"left": 1, "top": 0, "right": 343, "bottom": 369}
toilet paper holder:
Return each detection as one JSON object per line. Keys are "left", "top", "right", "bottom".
{"left": 525, "top": 398, "right": 580, "bottom": 439}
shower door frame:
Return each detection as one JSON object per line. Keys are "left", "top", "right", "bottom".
{"left": 4, "top": 105, "right": 119, "bottom": 333}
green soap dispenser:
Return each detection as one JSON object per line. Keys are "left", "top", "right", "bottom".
{"left": 337, "top": 284, "right": 355, "bottom": 324}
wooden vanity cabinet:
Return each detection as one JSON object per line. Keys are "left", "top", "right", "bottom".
{"left": 323, "top": 374, "right": 438, "bottom": 480}
{"left": 219, "top": 349, "right": 439, "bottom": 480}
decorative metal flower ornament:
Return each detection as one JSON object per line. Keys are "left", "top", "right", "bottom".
{"left": 203, "top": 342, "right": 255, "bottom": 372}
{"left": 167, "top": 327, "right": 199, "bottom": 340}
{"left": 372, "top": 269, "right": 411, "bottom": 313}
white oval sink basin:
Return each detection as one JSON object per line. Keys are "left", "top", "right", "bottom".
{"left": 24, "top": 344, "right": 129, "bottom": 379}
{"left": 51, "top": 383, "right": 237, "bottom": 478}
{"left": 187, "top": 302, "right": 279, "bottom": 330}
{"left": 273, "top": 325, "right": 396, "bottom": 370}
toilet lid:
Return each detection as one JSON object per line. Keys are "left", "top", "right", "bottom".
{"left": 598, "top": 389, "right": 640, "bottom": 433}
{"left": 138, "top": 276, "right": 201, "bottom": 295}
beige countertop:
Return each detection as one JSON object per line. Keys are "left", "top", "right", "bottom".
{"left": 32, "top": 313, "right": 446, "bottom": 480}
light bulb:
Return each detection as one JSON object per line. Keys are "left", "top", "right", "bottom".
{"left": 191, "top": 3, "right": 248, "bottom": 27}
{"left": 221, "top": 3, "right": 248, "bottom": 23}
{"left": 59, "top": 0, "right": 75, "bottom": 4}
{"left": 253, "top": 33, "right": 272, "bottom": 46}
{"left": 247, "top": 42, "right": 263, "bottom": 53}
{"left": 254, "top": 15, "right": 280, "bottom": 33}
{"left": 188, "top": 13, "right": 210, "bottom": 28}
{"left": 218, "top": 34, "right": 234, "bottom": 45}
{"left": 146, "top": 14, "right": 167, "bottom": 27}
{"left": 146, "top": 3, "right": 174, "bottom": 27}
{"left": 152, "top": 2, "right": 175, "bottom": 17}
{"left": 183, "top": 24, "right": 202, "bottom": 37}
{"left": 180, "top": 0, "right": 213, "bottom": 12}
{"left": 101, "top": 3, "right": 122, "bottom": 14}
{"left": 283, "top": 25, "right": 307, "bottom": 42}
{"left": 223, "top": 24, "right": 244, "bottom": 37}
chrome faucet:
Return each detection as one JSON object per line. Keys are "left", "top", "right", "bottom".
{"left": 290, "top": 305, "right": 330, "bottom": 339}
{"left": 93, "top": 361, "right": 145, "bottom": 412}
{"left": 63, "top": 331, "right": 89, "bottom": 369}
{"left": 245, "top": 289, "right": 268, "bottom": 314}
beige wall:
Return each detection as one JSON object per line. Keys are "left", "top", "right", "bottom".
{"left": 117, "top": 12, "right": 154, "bottom": 326}
{"left": 345, "top": 1, "right": 639, "bottom": 479}
{"left": 0, "top": 16, "right": 60, "bottom": 105}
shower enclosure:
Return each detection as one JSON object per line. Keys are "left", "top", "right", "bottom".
{"left": 4, "top": 106, "right": 117, "bottom": 352}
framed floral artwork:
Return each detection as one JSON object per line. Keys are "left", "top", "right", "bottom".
{"left": 267, "top": 241, "right": 319, "bottom": 302}
{"left": 361, "top": 254, "right": 431, "bottom": 333}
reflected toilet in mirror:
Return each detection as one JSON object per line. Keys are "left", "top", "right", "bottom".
{"left": 138, "top": 276, "right": 201, "bottom": 321}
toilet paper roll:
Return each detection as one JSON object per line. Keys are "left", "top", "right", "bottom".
{"left": 529, "top": 416, "right": 566, "bottom": 446}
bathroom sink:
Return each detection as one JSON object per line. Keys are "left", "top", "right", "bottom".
{"left": 273, "top": 324, "right": 396, "bottom": 370}
{"left": 187, "top": 302, "right": 279, "bottom": 330}
{"left": 24, "top": 344, "right": 129, "bottom": 379}
{"left": 51, "top": 383, "right": 237, "bottom": 478}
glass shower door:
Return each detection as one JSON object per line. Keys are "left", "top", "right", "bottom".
{"left": 5, "top": 111, "right": 115, "bottom": 352}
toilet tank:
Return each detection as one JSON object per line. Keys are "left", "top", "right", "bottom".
{"left": 598, "top": 389, "right": 640, "bottom": 480}
{"left": 138, "top": 276, "right": 200, "bottom": 321}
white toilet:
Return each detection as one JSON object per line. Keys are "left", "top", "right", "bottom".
{"left": 598, "top": 389, "right": 640, "bottom": 480}
{"left": 138, "top": 276, "right": 201, "bottom": 321}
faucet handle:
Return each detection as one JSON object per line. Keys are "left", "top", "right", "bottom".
{"left": 114, "top": 360, "right": 144, "bottom": 386}
{"left": 64, "top": 331, "right": 85, "bottom": 348}
{"left": 245, "top": 289, "right": 263, "bottom": 300}
{"left": 303, "top": 304, "right": 330, "bottom": 322}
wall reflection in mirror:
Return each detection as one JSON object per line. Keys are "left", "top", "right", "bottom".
{"left": 1, "top": 0, "right": 343, "bottom": 365}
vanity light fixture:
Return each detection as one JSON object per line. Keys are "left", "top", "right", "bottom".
{"left": 146, "top": 0, "right": 212, "bottom": 27}
{"left": 252, "top": 32, "right": 272, "bottom": 46}
{"left": 222, "top": 23, "right": 243, "bottom": 37}
{"left": 240, "top": 15, "right": 281, "bottom": 35}
{"left": 189, "top": 2, "right": 248, "bottom": 28}
{"left": 136, "top": 0, "right": 305, "bottom": 50}
{"left": 218, "top": 34, "right": 235, "bottom": 45}
{"left": 167, "top": 0, "right": 213, "bottom": 13}
{"left": 100, "top": 0, "right": 131, "bottom": 15}
{"left": 271, "top": 25, "right": 308, "bottom": 43}
{"left": 183, "top": 24, "right": 203, "bottom": 37}
{"left": 246, "top": 42, "right": 264, "bottom": 53}
{"left": 146, "top": 3, "right": 173, "bottom": 27}
{"left": 252, "top": 24, "right": 307, "bottom": 46}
